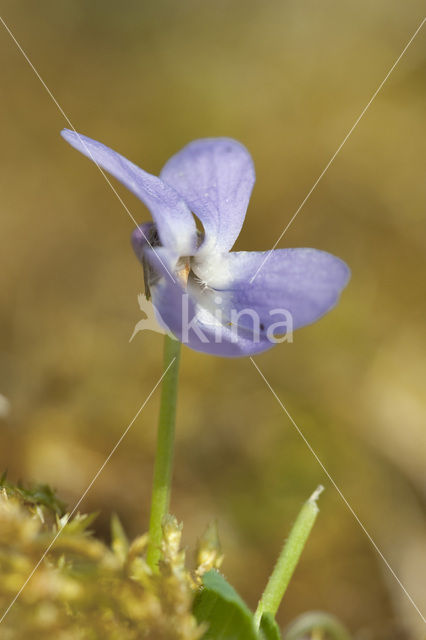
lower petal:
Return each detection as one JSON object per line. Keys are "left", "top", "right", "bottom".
{"left": 192, "top": 248, "right": 350, "bottom": 335}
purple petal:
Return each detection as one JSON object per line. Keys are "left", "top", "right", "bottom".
{"left": 193, "top": 248, "right": 350, "bottom": 334}
{"left": 143, "top": 248, "right": 274, "bottom": 357}
{"left": 61, "top": 129, "right": 197, "bottom": 255}
{"left": 160, "top": 138, "right": 255, "bottom": 255}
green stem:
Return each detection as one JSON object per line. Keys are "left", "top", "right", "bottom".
{"left": 254, "top": 485, "right": 324, "bottom": 628}
{"left": 146, "top": 335, "right": 181, "bottom": 571}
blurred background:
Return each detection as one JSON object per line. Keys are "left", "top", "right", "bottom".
{"left": 0, "top": 1, "right": 425, "bottom": 637}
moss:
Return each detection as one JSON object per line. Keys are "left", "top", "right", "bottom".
{"left": 0, "top": 481, "right": 218, "bottom": 640}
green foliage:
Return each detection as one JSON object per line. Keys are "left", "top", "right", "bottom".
{"left": 254, "top": 486, "right": 323, "bottom": 627}
{"left": 194, "top": 570, "right": 259, "bottom": 640}
{"left": 194, "top": 571, "right": 288, "bottom": 640}
{"left": 260, "top": 613, "right": 282, "bottom": 640}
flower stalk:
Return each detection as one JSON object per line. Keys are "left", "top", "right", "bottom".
{"left": 146, "top": 335, "right": 181, "bottom": 571}
{"left": 254, "top": 485, "right": 324, "bottom": 628}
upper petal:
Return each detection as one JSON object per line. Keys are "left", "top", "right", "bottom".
{"left": 160, "top": 138, "right": 255, "bottom": 255}
{"left": 61, "top": 129, "right": 197, "bottom": 255}
{"left": 193, "top": 248, "right": 350, "bottom": 333}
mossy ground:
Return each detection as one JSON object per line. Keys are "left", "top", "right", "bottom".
{"left": 0, "top": 479, "right": 222, "bottom": 640}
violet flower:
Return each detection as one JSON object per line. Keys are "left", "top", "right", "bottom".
{"left": 61, "top": 130, "right": 350, "bottom": 357}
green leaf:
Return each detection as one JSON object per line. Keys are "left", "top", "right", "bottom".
{"left": 260, "top": 613, "right": 282, "bottom": 640}
{"left": 255, "top": 486, "right": 323, "bottom": 626}
{"left": 194, "top": 569, "right": 259, "bottom": 640}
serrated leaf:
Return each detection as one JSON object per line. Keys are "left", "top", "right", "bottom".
{"left": 260, "top": 612, "right": 282, "bottom": 640}
{"left": 194, "top": 569, "right": 259, "bottom": 640}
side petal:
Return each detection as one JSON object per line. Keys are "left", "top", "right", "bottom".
{"left": 61, "top": 129, "right": 197, "bottom": 255}
{"left": 143, "top": 249, "right": 274, "bottom": 357}
{"left": 131, "top": 222, "right": 156, "bottom": 262}
{"left": 160, "top": 138, "right": 255, "bottom": 255}
{"left": 193, "top": 248, "right": 350, "bottom": 334}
